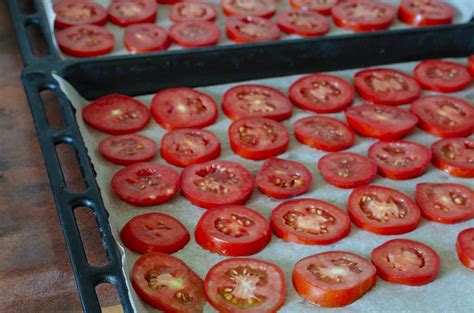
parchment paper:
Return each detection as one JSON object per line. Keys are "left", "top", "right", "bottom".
{"left": 43, "top": 0, "right": 474, "bottom": 59}
{"left": 53, "top": 58, "right": 474, "bottom": 313}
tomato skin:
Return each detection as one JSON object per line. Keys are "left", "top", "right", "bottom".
{"left": 290, "top": 0, "right": 338, "bottom": 15}
{"left": 277, "top": 9, "right": 330, "bottom": 37}
{"left": 56, "top": 25, "right": 115, "bottom": 57}
{"left": 99, "top": 134, "right": 158, "bottom": 165}
{"left": 221, "top": 0, "right": 276, "bottom": 18}
{"left": 54, "top": 0, "right": 107, "bottom": 29}
{"left": 170, "top": 2, "right": 217, "bottom": 22}
{"left": 468, "top": 55, "right": 474, "bottom": 76}
{"left": 398, "top": 0, "right": 454, "bottom": 27}
{"left": 170, "top": 21, "right": 221, "bottom": 48}
{"left": 124, "top": 23, "right": 170, "bottom": 53}
{"left": 431, "top": 138, "right": 474, "bottom": 178}
{"left": 226, "top": 16, "right": 280, "bottom": 43}
{"left": 413, "top": 60, "right": 473, "bottom": 93}
{"left": 456, "top": 228, "right": 474, "bottom": 270}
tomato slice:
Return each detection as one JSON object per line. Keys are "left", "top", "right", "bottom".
{"left": 170, "top": 21, "right": 221, "bottom": 48}
{"left": 222, "top": 84, "right": 292, "bottom": 122}
{"left": 290, "top": 0, "right": 338, "bottom": 15}
{"left": 124, "top": 23, "right": 170, "bottom": 53}
{"left": 293, "top": 251, "right": 376, "bottom": 307}
{"left": 228, "top": 117, "right": 290, "bottom": 160}
{"left": 345, "top": 104, "right": 418, "bottom": 139}
{"left": 170, "top": 2, "right": 217, "bottom": 22}
{"left": 54, "top": 0, "right": 107, "bottom": 29}
{"left": 181, "top": 160, "right": 255, "bottom": 209}
{"left": 413, "top": 59, "right": 473, "bottom": 93}
{"left": 348, "top": 185, "right": 421, "bottom": 235}
{"left": 457, "top": 228, "right": 474, "bottom": 270}
{"left": 410, "top": 96, "right": 474, "bottom": 138}
{"left": 204, "top": 258, "right": 286, "bottom": 312}
{"left": 99, "top": 133, "right": 158, "bottom": 165}
{"left": 368, "top": 140, "right": 431, "bottom": 180}
{"left": 331, "top": 0, "right": 396, "bottom": 32}
{"left": 82, "top": 94, "right": 150, "bottom": 135}
{"left": 120, "top": 213, "right": 190, "bottom": 254}
{"left": 111, "top": 162, "right": 180, "bottom": 206}
{"left": 398, "top": 0, "right": 455, "bottom": 27}
{"left": 221, "top": 0, "right": 277, "bottom": 18}
{"left": 56, "top": 25, "right": 115, "bottom": 57}
{"left": 108, "top": 0, "right": 157, "bottom": 27}
{"left": 277, "top": 9, "right": 330, "bottom": 37}
{"left": 294, "top": 115, "right": 355, "bottom": 151}
{"left": 160, "top": 129, "right": 221, "bottom": 167}
{"left": 226, "top": 16, "right": 280, "bottom": 43}
{"left": 354, "top": 68, "right": 421, "bottom": 105}
{"left": 289, "top": 74, "right": 354, "bottom": 113}
{"left": 151, "top": 88, "right": 218, "bottom": 130}
{"left": 256, "top": 158, "right": 312, "bottom": 199}
{"left": 432, "top": 137, "right": 474, "bottom": 178}
{"left": 468, "top": 55, "right": 474, "bottom": 76}
{"left": 416, "top": 183, "right": 473, "bottom": 224}
{"left": 195, "top": 205, "right": 271, "bottom": 256}
{"left": 132, "top": 252, "right": 205, "bottom": 312}
{"left": 318, "top": 152, "right": 377, "bottom": 189}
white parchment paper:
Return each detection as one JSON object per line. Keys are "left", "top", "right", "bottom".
{"left": 54, "top": 58, "right": 474, "bottom": 312}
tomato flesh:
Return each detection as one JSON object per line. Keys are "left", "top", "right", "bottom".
{"left": 170, "top": 2, "right": 217, "bottom": 22}
{"left": 468, "top": 55, "right": 474, "bottom": 76}
{"left": 108, "top": 0, "right": 157, "bottom": 27}
{"left": 124, "top": 23, "right": 170, "bottom": 53}
{"left": 277, "top": 10, "right": 330, "bottom": 37}
{"left": 99, "top": 134, "right": 157, "bottom": 165}
{"left": 226, "top": 16, "right": 280, "bottom": 43}
{"left": 456, "top": 228, "right": 474, "bottom": 270}
{"left": 431, "top": 137, "right": 474, "bottom": 178}
{"left": 56, "top": 25, "right": 115, "bottom": 57}
{"left": 221, "top": 0, "right": 277, "bottom": 18}
{"left": 170, "top": 21, "right": 221, "bottom": 48}
{"left": 413, "top": 59, "right": 473, "bottom": 93}
{"left": 54, "top": 0, "right": 107, "bottom": 29}
{"left": 290, "top": 0, "right": 338, "bottom": 15}
{"left": 398, "top": 0, "right": 455, "bottom": 27}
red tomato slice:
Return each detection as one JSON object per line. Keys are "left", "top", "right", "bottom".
{"left": 368, "top": 140, "right": 431, "bottom": 180}
{"left": 416, "top": 183, "right": 473, "bottom": 224}
{"left": 290, "top": 0, "right": 338, "bottom": 15}
{"left": 160, "top": 129, "right": 221, "bottom": 167}
{"left": 410, "top": 96, "right": 474, "bottom": 138}
{"left": 371, "top": 239, "right": 441, "bottom": 286}
{"left": 294, "top": 115, "right": 355, "bottom": 151}
{"left": 124, "top": 23, "right": 170, "bottom": 53}
{"left": 293, "top": 251, "right": 376, "bottom": 307}
{"left": 132, "top": 252, "right": 205, "bottom": 312}
{"left": 348, "top": 185, "right": 421, "bottom": 235}
{"left": 398, "top": 0, "right": 455, "bottom": 27}
{"left": 277, "top": 10, "right": 330, "bottom": 37}
{"left": 54, "top": 0, "right": 107, "bottom": 29}
{"left": 56, "top": 25, "right": 115, "bottom": 57}
{"left": 170, "top": 2, "right": 217, "bottom": 22}
{"left": 457, "top": 228, "right": 474, "bottom": 270}
{"left": 99, "top": 133, "right": 158, "bottom": 165}
{"left": 111, "top": 162, "right": 180, "bottom": 206}
{"left": 228, "top": 117, "right": 290, "bottom": 160}
{"left": 432, "top": 137, "right": 474, "bottom": 178}
{"left": 468, "top": 55, "right": 474, "bottom": 76}
{"left": 331, "top": 0, "right": 396, "bottom": 32}
{"left": 108, "top": 0, "right": 157, "bottom": 27}
{"left": 318, "top": 152, "right": 377, "bottom": 189}
{"left": 82, "top": 94, "right": 150, "bottom": 135}
{"left": 151, "top": 88, "right": 218, "bottom": 130}
{"left": 271, "top": 198, "right": 350, "bottom": 245}
{"left": 181, "top": 160, "right": 255, "bottom": 209}
{"left": 157, "top": 0, "right": 180, "bottom": 4}
{"left": 222, "top": 84, "right": 292, "bottom": 122}
{"left": 120, "top": 213, "right": 190, "bottom": 254}
{"left": 204, "top": 258, "right": 286, "bottom": 312}
{"left": 170, "top": 21, "right": 221, "bottom": 48}
{"left": 226, "top": 16, "right": 280, "bottom": 43}
{"left": 413, "top": 59, "right": 473, "bottom": 93}
{"left": 195, "top": 205, "right": 271, "bottom": 256}
{"left": 345, "top": 104, "right": 418, "bottom": 139}
{"left": 256, "top": 158, "right": 312, "bottom": 199}
{"left": 354, "top": 68, "right": 421, "bottom": 105}
{"left": 221, "top": 0, "right": 277, "bottom": 18}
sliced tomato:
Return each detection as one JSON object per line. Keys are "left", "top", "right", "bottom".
{"left": 289, "top": 74, "right": 354, "bottom": 113}
{"left": 181, "top": 160, "right": 255, "bottom": 209}
{"left": 398, "top": 0, "right": 455, "bottom": 27}
{"left": 456, "top": 228, "right": 474, "bottom": 270}
{"left": 413, "top": 59, "right": 473, "bottom": 93}
{"left": 228, "top": 117, "right": 290, "bottom": 160}
{"left": 221, "top": 0, "right": 276, "bottom": 18}
{"left": 99, "top": 133, "right": 157, "bottom": 165}
{"left": 331, "top": 0, "right": 396, "bottom": 32}
{"left": 293, "top": 251, "right": 376, "bottom": 307}
{"left": 226, "top": 16, "right": 280, "bottom": 43}
{"left": 432, "top": 137, "right": 474, "bottom": 178}
{"left": 82, "top": 94, "right": 150, "bottom": 135}
{"left": 111, "top": 162, "right": 180, "bottom": 206}
{"left": 271, "top": 198, "right": 350, "bottom": 245}
{"left": 56, "top": 25, "right": 115, "bottom": 57}
{"left": 348, "top": 185, "right": 421, "bottom": 235}
{"left": 410, "top": 96, "right": 474, "bottom": 138}
{"left": 160, "top": 129, "right": 221, "bottom": 167}
{"left": 170, "top": 21, "right": 220, "bottom": 48}
{"left": 416, "top": 183, "right": 473, "bottom": 224}
{"left": 345, "top": 104, "right": 418, "bottom": 139}
{"left": 120, "top": 213, "right": 190, "bottom": 254}
{"left": 277, "top": 10, "right": 330, "bottom": 37}
{"left": 468, "top": 55, "right": 474, "bottom": 76}
{"left": 222, "top": 84, "right": 292, "bottom": 122}
{"left": 124, "top": 23, "right": 170, "bottom": 53}
{"left": 354, "top": 68, "right": 421, "bottom": 105}
{"left": 170, "top": 2, "right": 217, "bottom": 22}
{"left": 294, "top": 115, "right": 355, "bottom": 151}
{"left": 54, "top": 0, "right": 107, "bottom": 29}
{"left": 195, "top": 205, "right": 271, "bottom": 256}
{"left": 256, "top": 158, "right": 312, "bottom": 199}
{"left": 151, "top": 88, "right": 218, "bottom": 130}
{"left": 132, "top": 252, "right": 205, "bottom": 312}
{"left": 368, "top": 140, "right": 431, "bottom": 180}
{"left": 108, "top": 0, "right": 157, "bottom": 27}
{"left": 204, "top": 258, "right": 286, "bottom": 313}
{"left": 290, "top": 0, "right": 338, "bottom": 15}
